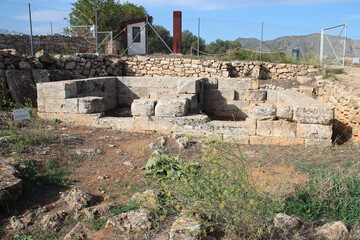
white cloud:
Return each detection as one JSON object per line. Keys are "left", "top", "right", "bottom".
{"left": 128, "top": 0, "right": 355, "bottom": 10}
{"left": 15, "top": 9, "right": 69, "bottom": 22}
{"left": 345, "top": 14, "right": 360, "bottom": 20}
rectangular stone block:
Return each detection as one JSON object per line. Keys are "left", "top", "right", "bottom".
{"left": 237, "top": 90, "right": 267, "bottom": 101}
{"left": 117, "top": 76, "right": 178, "bottom": 89}
{"left": 37, "top": 81, "right": 77, "bottom": 99}
{"left": 78, "top": 96, "right": 105, "bottom": 114}
{"left": 297, "top": 123, "right": 332, "bottom": 139}
{"left": 202, "top": 78, "right": 218, "bottom": 89}
{"left": 248, "top": 103, "right": 277, "bottom": 120}
{"left": 256, "top": 120, "right": 296, "bottom": 138}
{"left": 250, "top": 136, "right": 305, "bottom": 146}
{"left": 203, "top": 100, "right": 249, "bottom": 111}
{"left": 218, "top": 78, "right": 259, "bottom": 90}
{"left": 276, "top": 104, "right": 293, "bottom": 120}
{"left": 131, "top": 99, "right": 157, "bottom": 116}
{"left": 203, "top": 89, "right": 235, "bottom": 101}
{"left": 37, "top": 98, "right": 79, "bottom": 113}
{"left": 305, "top": 138, "right": 332, "bottom": 148}
{"left": 155, "top": 96, "right": 188, "bottom": 117}
{"left": 177, "top": 78, "right": 202, "bottom": 94}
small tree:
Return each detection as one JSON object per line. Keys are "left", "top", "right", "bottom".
{"left": 181, "top": 30, "right": 205, "bottom": 55}
{"left": 205, "top": 39, "right": 241, "bottom": 54}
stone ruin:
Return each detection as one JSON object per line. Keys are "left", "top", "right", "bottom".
{"left": 37, "top": 76, "right": 334, "bottom": 147}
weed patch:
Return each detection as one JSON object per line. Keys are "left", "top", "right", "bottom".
{"left": 285, "top": 169, "right": 360, "bottom": 225}
{"left": 148, "top": 138, "right": 284, "bottom": 239}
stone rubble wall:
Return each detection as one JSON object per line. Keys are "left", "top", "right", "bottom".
{"left": 122, "top": 56, "right": 319, "bottom": 80}
{"left": 0, "top": 34, "right": 96, "bottom": 54}
{"left": 318, "top": 79, "right": 360, "bottom": 142}
{"left": 0, "top": 49, "right": 123, "bottom": 105}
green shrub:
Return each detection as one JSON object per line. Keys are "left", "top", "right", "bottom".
{"left": 110, "top": 201, "right": 140, "bottom": 216}
{"left": 285, "top": 169, "right": 360, "bottom": 225}
{"left": 152, "top": 138, "right": 284, "bottom": 239}
{"left": 144, "top": 154, "right": 199, "bottom": 181}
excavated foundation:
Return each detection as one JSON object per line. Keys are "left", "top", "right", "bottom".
{"left": 37, "top": 76, "right": 334, "bottom": 147}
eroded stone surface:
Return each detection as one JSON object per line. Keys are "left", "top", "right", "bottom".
{"left": 131, "top": 99, "right": 157, "bottom": 116}
{"left": 315, "top": 221, "right": 348, "bottom": 240}
{"left": 155, "top": 96, "right": 189, "bottom": 117}
{"left": 169, "top": 217, "right": 202, "bottom": 240}
{"left": 105, "top": 209, "right": 152, "bottom": 233}
{"left": 0, "top": 161, "right": 22, "bottom": 202}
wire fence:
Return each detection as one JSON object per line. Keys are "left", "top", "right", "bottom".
{"left": 0, "top": 0, "right": 357, "bottom": 66}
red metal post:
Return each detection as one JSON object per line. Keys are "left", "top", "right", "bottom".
{"left": 173, "top": 11, "right": 182, "bottom": 54}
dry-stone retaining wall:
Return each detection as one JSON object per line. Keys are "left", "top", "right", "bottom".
{"left": 318, "top": 79, "right": 360, "bottom": 142}
{"left": 122, "top": 56, "right": 319, "bottom": 80}
{"left": 0, "top": 49, "right": 123, "bottom": 105}
{"left": 37, "top": 76, "right": 334, "bottom": 147}
{"left": 0, "top": 34, "right": 96, "bottom": 54}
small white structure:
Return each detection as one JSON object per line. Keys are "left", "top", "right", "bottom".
{"left": 122, "top": 17, "right": 152, "bottom": 55}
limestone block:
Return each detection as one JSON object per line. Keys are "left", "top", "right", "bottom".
{"left": 131, "top": 99, "right": 156, "bottom": 116}
{"left": 203, "top": 99, "right": 250, "bottom": 111}
{"left": 6, "top": 70, "right": 36, "bottom": 104}
{"left": 177, "top": 78, "right": 202, "bottom": 94}
{"left": 305, "top": 139, "right": 332, "bottom": 148}
{"left": 237, "top": 90, "right": 267, "bottom": 101}
{"left": 256, "top": 120, "right": 296, "bottom": 138}
{"left": 294, "top": 105, "right": 334, "bottom": 124}
{"left": 65, "top": 61, "right": 76, "bottom": 70}
{"left": 36, "top": 81, "right": 77, "bottom": 99}
{"left": 248, "top": 103, "right": 277, "bottom": 120}
{"left": 78, "top": 96, "right": 105, "bottom": 114}
{"left": 276, "top": 104, "right": 293, "bottom": 120}
{"left": 203, "top": 89, "right": 235, "bottom": 100}
{"left": 266, "top": 90, "right": 279, "bottom": 103}
{"left": 170, "top": 217, "right": 201, "bottom": 240}
{"left": 299, "top": 86, "right": 315, "bottom": 97}
{"left": 18, "top": 61, "right": 31, "bottom": 70}
{"left": 250, "top": 136, "right": 304, "bottom": 145}
{"left": 245, "top": 118, "right": 257, "bottom": 135}
{"left": 297, "top": 123, "right": 332, "bottom": 139}
{"left": 155, "top": 96, "right": 189, "bottom": 117}
{"left": 37, "top": 98, "right": 79, "bottom": 114}
{"left": 218, "top": 78, "right": 259, "bottom": 90}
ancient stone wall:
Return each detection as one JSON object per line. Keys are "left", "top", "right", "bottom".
{"left": 318, "top": 79, "right": 360, "bottom": 142}
{"left": 37, "top": 76, "right": 334, "bottom": 147}
{"left": 122, "top": 56, "right": 318, "bottom": 80}
{"left": 0, "top": 34, "right": 96, "bottom": 54}
{"left": 0, "top": 49, "right": 123, "bottom": 106}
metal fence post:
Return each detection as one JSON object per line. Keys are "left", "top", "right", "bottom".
{"left": 28, "top": 3, "right": 34, "bottom": 56}
{"left": 197, "top": 18, "right": 200, "bottom": 57}
{"left": 260, "top": 22, "right": 263, "bottom": 59}
{"left": 95, "top": 9, "right": 98, "bottom": 54}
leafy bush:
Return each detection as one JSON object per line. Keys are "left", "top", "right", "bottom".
{"left": 144, "top": 154, "right": 199, "bottom": 181}
{"left": 285, "top": 169, "right": 360, "bottom": 225}
{"left": 151, "top": 138, "right": 284, "bottom": 239}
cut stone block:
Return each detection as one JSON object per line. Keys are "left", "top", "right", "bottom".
{"left": 218, "top": 78, "right": 260, "bottom": 90}
{"left": 297, "top": 123, "right": 333, "bottom": 139}
{"left": 177, "top": 78, "right": 203, "bottom": 94}
{"left": 78, "top": 96, "right": 105, "bottom": 114}
{"left": 37, "top": 81, "right": 77, "bottom": 99}
{"left": 131, "top": 99, "right": 156, "bottom": 116}
{"left": 305, "top": 139, "right": 332, "bottom": 148}
{"left": 155, "top": 96, "right": 189, "bottom": 117}
{"left": 248, "top": 103, "right": 277, "bottom": 120}
{"left": 237, "top": 90, "right": 267, "bottom": 101}
{"left": 250, "top": 136, "right": 305, "bottom": 146}
{"left": 294, "top": 106, "right": 334, "bottom": 124}
{"left": 203, "top": 89, "right": 235, "bottom": 101}
{"left": 276, "top": 104, "right": 293, "bottom": 120}
{"left": 6, "top": 70, "right": 36, "bottom": 104}
{"left": 256, "top": 120, "right": 296, "bottom": 138}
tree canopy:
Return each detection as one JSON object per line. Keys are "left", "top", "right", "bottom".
{"left": 205, "top": 39, "right": 242, "bottom": 54}
{"left": 181, "top": 30, "right": 205, "bottom": 55}
{"left": 67, "top": 0, "right": 146, "bottom": 32}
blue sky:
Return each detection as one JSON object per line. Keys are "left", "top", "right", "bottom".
{"left": 0, "top": 0, "right": 359, "bottom": 43}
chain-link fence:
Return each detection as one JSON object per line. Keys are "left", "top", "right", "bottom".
{"left": 0, "top": 0, "right": 356, "bottom": 65}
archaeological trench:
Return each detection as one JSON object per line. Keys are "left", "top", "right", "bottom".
{"left": 2, "top": 47, "right": 360, "bottom": 147}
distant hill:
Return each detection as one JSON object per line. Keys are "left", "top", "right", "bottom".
{"left": 235, "top": 33, "right": 360, "bottom": 58}
{"left": 0, "top": 28, "right": 23, "bottom": 34}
